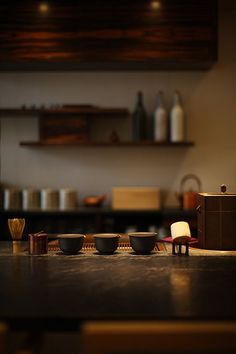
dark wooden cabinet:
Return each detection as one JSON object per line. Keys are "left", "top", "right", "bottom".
{"left": 197, "top": 193, "right": 236, "bottom": 250}
{"left": 0, "top": 0, "right": 218, "bottom": 70}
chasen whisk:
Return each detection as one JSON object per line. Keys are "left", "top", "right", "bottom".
{"left": 8, "top": 218, "right": 25, "bottom": 253}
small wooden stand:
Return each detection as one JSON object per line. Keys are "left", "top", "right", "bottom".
{"left": 172, "top": 236, "right": 190, "bottom": 256}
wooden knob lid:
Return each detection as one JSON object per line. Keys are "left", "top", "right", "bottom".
{"left": 220, "top": 184, "right": 227, "bottom": 194}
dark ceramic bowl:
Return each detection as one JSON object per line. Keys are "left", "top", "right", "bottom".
{"left": 57, "top": 234, "right": 85, "bottom": 255}
{"left": 93, "top": 233, "right": 120, "bottom": 254}
{"left": 128, "top": 232, "right": 157, "bottom": 254}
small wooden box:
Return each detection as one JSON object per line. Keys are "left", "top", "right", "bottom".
{"left": 40, "top": 116, "right": 89, "bottom": 143}
{"left": 112, "top": 187, "right": 161, "bottom": 210}
{"left": 197, "top": 192, "right": 236, "bottom": 250}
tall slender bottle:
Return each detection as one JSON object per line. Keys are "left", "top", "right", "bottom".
{"left": 132, "top": 91, "right": 146, "bottom": 141}
{"left": 154, "top": 91, "right": 168, "bottom": 142}
{"left": 170, "top": 90, "right": 185, "bottom": 142}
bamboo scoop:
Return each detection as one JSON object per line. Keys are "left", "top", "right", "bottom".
{"left": 8, "top": 218, "right": 25, "bottom": 253}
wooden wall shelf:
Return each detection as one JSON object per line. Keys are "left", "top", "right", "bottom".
{"left": 19, "top": 141, "right": 195, "bottom": 147}
{"left": 0, "top": 106, "right": 129, "bottom": 118}
{"left": 0, "top": 107, "right": 195, "bottom": 148}
{"left": 0, "top": 207, "right": 196, "bottom": 217}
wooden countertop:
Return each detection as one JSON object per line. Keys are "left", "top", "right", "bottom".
{"left": 0, "top": 241, "right": 236, "bottom": 331}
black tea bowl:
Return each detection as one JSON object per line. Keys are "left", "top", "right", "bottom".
{"left": 128, "top": 232, "right": 157, "bottom": 254}
{"left": 57, "top": 234, "right": 85, "bottom": 255}
{"left": 93, "top": 233, "right": 120, "bottom": 254}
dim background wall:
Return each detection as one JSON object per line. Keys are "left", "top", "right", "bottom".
{"left": 0, "top": 0, "right": 235, "bottom": 207}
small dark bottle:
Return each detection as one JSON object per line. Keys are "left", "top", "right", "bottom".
{"left": 132, "top": 91, "right": 147, "bottom": 141}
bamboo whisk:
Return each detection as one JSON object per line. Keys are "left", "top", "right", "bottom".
{"left": 8, "top": 218, "right": 25, "bottom": 253}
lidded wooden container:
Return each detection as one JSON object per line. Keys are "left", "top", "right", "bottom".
{"left": 28, "top": 233, "right": 48, "bottom": 255}
{"left": 197, "top": 185, "right": 236, "bottom": 250}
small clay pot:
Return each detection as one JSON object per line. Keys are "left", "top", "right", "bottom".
{"left": 83, "top": 194, "right": 106, "bottom": 207}
{"left": 128, "top": 232, "right": 157, "bottom": 254}
{"left": 93, "top": 233, "right": 120, "bottom": 254}
{"left": 57, "top": 234, "right": 85, "bottom": 255}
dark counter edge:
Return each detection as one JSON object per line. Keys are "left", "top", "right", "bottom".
{"left": 3, "top": 314, "right": 236, "bottom": 332}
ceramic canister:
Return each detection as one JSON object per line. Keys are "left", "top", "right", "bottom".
{"left": 3, "top": 188, "right": 22, "bottom": 210}
{"left": 22, "top": 188, "right": 40, "bottom": 210}
{"left": 40, "top": 188, "right": 59, "bottom": 210}
{"left": 59, "top": 189, "right": 77, "bottom": 210}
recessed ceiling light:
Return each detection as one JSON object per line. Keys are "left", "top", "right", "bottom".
{"left": 38, "top": 2, "right": 50, "bottom": 14}
{"left": 150, "top": 1, "right": 161, "bottom": 11}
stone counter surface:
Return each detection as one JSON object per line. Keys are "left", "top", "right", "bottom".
{"left": 0, "top": 242, "right": 236, "bottom": 330}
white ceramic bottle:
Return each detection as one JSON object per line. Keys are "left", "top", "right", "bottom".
{"left": 154, "top": 91, "right": 168, "bottom": 142}
{"left": 170, "top": 90, "right": 185, "bottom": 142}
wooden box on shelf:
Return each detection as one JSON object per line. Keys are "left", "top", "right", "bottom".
{"left": 112, "top": 187, "right": 161, "bottom": 210}
{"left": 39, "top": 116, "right": 89, "bottom": 144}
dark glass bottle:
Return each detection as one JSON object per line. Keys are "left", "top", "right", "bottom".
{"left": 132, "top": 91, "right": 146, "bottom": 141}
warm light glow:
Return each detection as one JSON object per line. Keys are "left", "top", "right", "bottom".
{"left": 38, "top": 2, "right": 50, "bottom": 14}
{"left": 170, "top": 270, "right": 192, "bottom": 311}
{"left": 150, "top": 0, "right": 161, "bottom": 10}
